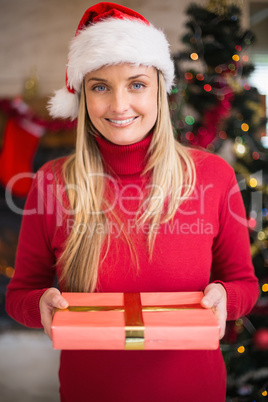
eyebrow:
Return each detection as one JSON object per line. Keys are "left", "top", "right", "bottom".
{"left": 86, "top": 74, "right": 150, "bottom": 83}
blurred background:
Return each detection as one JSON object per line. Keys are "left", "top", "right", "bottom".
{"left": 0, "top": 0, "right": 268, "bottom": 401}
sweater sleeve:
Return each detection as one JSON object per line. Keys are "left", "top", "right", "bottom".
{"left": 210, "top": 170, "right": 260, "bottom": 320}
{"left": 5, "top": 168, "right": 57, "bottom": 328}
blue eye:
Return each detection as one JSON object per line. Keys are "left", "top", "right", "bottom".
{"left": 132, "top": 83, "right": 144, "bottom": 90}
{"left": 94, "top": 85, "right": 107, "bottom": 92}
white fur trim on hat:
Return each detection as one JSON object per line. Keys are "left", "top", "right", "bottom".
{"left": 47, "top": 87, "right": 79, "bottom": 120}
{"left": 48, "top": 18, "right": 174, "bottom": 120}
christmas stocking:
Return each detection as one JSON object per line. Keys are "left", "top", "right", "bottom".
{"left": 0, "top": 117, "right": 45, "bottom": 198}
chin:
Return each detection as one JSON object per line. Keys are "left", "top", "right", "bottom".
{"left": 107, "top": 135, "right": 142, "bottom": 146}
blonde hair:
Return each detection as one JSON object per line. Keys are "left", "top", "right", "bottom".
{"left": 58, "top": 71, "right": 196, "bottom": 292}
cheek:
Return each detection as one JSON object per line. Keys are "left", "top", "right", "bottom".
{"left": 144, "top": 98, "right": 158, "bottom": 123}
{"left": 86, "top": 101, "right": 102, "bottom": 123}
{"left": 137, "top": 93, "right": 157, "bottom": 116}
{"left": 144, "top": 88, "right": 158, "bottom": 120}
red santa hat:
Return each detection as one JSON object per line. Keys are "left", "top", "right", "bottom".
{"left": 48, "top": 2, "right": 175, "bottom": 120}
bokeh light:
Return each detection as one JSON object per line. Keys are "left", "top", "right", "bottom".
{"left": 262, "top": 284, "right": 268, "bottom": 292}
{"left": 237, "top": 346, "right": 245, "bottom": 354}
{"left": 185, "top": 72, "right": 193, "bottom": 80}
{"left": 248, "top": 218, "right": 256, "bottom": 229}
{"left": 196, "top": 73, "right": 204, "bottom": 81}
{"left": 219, "top": 131, "right": 227, "bottom": 139}
{"left": 185, "top": 131, "right": 195, "bottom": 141}
{"left": 249, "top": 178, "right": 258, "bottom": 188}
{"left": 215, "top": 66, "right": 222, "bottom": 73}
{"left": 190, "top": 53, "right": 199, "bottom": 61}
{"left": 204, "top": 84, "right": 212, "bottom": 92}
{"left": 241, "top": 123, "right": 249, "bottom": 132}
{"left": 185, "top": 115, "right": 195, "bottom": 125}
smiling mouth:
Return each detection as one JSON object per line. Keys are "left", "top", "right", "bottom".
{"left": 106, "top": 117, "right": 138, "bottom": 126}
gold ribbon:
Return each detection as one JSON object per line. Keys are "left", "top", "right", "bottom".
{"left": 124, "top": 293, "right": 145, "bottom": 350}
{"left": 55, "top": 293, "right": 203, "bottom": 350}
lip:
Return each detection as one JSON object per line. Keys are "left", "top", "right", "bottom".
{"left": 105, "top": 116, "right": 138, "bottom": 127}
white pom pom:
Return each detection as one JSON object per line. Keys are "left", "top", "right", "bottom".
{"left": 47, "top": 87, "right": 79, "bottom": 120}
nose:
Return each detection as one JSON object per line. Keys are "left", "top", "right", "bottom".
{"left": 110, "top": 88, "right": 130, "bottom": 114}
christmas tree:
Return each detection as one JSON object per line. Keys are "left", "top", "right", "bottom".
{"left": 171, "top": 0, "right": 268, "bottom": 400}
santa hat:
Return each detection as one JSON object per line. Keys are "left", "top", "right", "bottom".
{"left": 48, "top": 2, "right": 175, "bottom": 120}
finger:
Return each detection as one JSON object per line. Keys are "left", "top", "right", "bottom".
{"left": 42, "top": 288, "right": 69, "bottom": 309}
{"left": 202, "top": 283, "right": 226, "bottom": 308}
{"left": 219, "top": 321, "right": 226, "bottom": 340}
{"left": 201, "top": 287, "right": 221, "bottom": 308}
{"left": 41, "top": 311, "right": 53, "bottom": 340}
{"left": 39, "top": 300, "right": 53, "bottom": 340}
{"left": 39, "top": 289, "right": 69, "bottom": 340}
{"left": 201, "top": 284, "right": 227, "bottom": 339}
{"left": 201, "top": 297, "right": 224, "bottom": 338}
{"left": 50, "top": 293, "right": 69, "bottom": 309}
{"left": 212, "top": 303, "right": 227, "bottom": 339}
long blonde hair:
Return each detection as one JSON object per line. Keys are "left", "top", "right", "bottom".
{"left": 58, "top": 71, "right": 196, "bottom": 292}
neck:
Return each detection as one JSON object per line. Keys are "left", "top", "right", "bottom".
{"left": 95, "top": 132, "right": 153, "bottom": 177}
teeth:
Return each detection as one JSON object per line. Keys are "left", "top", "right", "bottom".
{"left": 108, "top": 117, "right": 136, "bottom": 125}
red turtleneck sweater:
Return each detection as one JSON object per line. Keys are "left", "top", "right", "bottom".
{"left": 6, "top": 134, "right": 259, "bottom": 402}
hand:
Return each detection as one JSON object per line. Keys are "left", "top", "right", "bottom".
{"left": 39, "top": 287, "right": 69, "bottom": 340}
{"left": 201, "top": 283, "right": 227, "bottom": 340}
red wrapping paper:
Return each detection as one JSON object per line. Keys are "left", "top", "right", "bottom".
{"left": 51, "top": 291, "right": 220, "bottom": 350}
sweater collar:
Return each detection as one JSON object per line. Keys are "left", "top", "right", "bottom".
{"left": 95, "top": 132, "right": 153, "bottom": 176}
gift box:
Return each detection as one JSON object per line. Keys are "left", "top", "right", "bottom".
{"left": 51, "top": 291, "right": 220, "bottom": 350}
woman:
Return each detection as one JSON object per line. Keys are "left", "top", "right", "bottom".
{"left": 6, "top": 3, "right": 259, "bottom": 401}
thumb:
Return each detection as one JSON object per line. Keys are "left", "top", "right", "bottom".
{"left": 53, "top": 293, "right": 69, "bottom": 309}
{"left": 201, "top": 293, "right": 215, "bottom": 309}
{"left": 201, "top": 297, "right": 212, "bottom": 308}
{"left": 201, "top": 285, "right": 221, "bottom": 308}
{"left": 42, "top": 288, "right": 69, "bottom": 310}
